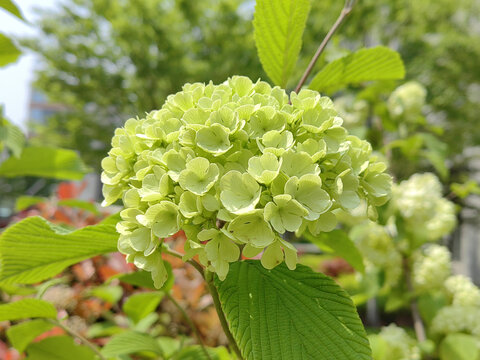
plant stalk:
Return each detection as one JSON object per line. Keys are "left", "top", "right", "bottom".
{"left": 294, "top": 0, "right": 356, "bottom": 93}
{"left": 49, "top": 319, "right": 106, "bottom": 360}
{"left": 404, "top": 259, "right": 427, "bottom": 343}
{"left": 165, "top": 292, "right": 212, "bottom": 360}
{"left": 205, "top": 270, "right": 243, "bottom": 359}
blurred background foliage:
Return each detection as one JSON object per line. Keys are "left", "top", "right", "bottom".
{"left": 24, "top": 0, "right": 480, "bottom": 176}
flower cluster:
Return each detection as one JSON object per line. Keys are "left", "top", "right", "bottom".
{"left": 444, "top": 275, "right": 480, "bottom": 307}
{"left": 375, "top": 324, "right": 421, "bottom": 360}
{"left": 431, "top": 275, "right": 480, "bottom": 337}
{"left": 411, "top": 244, "right": 451, "bottom": 292}
{"left": 392, "top": 173, "right": 456, "bottom": 242}
{"left": 350, "top": 221, "right": 402, "bottom": 289}
{"left": 101, "top": 76, "right": 392, "bottom": 287}
{"left": 387, "top": 81, "right": 426, "bottom": 121}
{"left": 431, "top": 306, "right": 480, "bottom": 337}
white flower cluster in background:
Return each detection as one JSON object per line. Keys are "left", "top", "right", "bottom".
{"left": 432, "top": 275, "right": 480, "bottom": 337}
{"left": 101, "top": 76, "right": 392, "bottom": 287}
{"left": 411, "top": 244, "right": 451, "bottom": 292}
{"left": 431, "top": 306, "right": 480, "bottom": 337}
{"left": 350, "top": 221, "right": 402, "bottom": 289}
{"left": 376, "top": 324, "right": 421, "bottom": 360}
{"left": 388, "top": 81, "right": 427, "bottom": 121}
{"left": 444, "top": 275, "right": 480, "bottom": 307}
{"left": 392, "top": 173, "right": 456, "bottom": 242}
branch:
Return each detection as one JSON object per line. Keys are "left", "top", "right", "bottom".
{"left": 294, "top": 0, "right": 356, "bottom": 93}
{"left": 165, "top": 292, "right": 212, "bottom": 360}
{"left": 49, "top": 319, "right": 106, "bottom": 360}
{"left": 205, "top": 271, "right": 243, "bottom": 359}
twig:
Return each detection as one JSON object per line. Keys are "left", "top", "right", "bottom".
{"left": 294, "top": 0, "right": 356, "bottom": 93}
{"left": 163, "top": 247, "right": 205, "bottom": 278}
{"left": 205, "top": 271, "right": 243, "bottom": 359}
{"left": 165, "top": 292, "right": 212, "bottom": 360}
{"left": 48, "top": 319, "right": 106, "bottom": 360}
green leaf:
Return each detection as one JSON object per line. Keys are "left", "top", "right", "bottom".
{"left": 304, "top": 229, "right": 365, "bottom": 272}
{"left": 0, "top": 298, "right": 57, "bottom": 321}
{"left": 215, "top": 260, "right": 371, "bottom": 360}
{"left": 101, "top": 331, "right": 163, "bottom": 358}
{"left": 114, "top": 260, "right": 174, "bottom": 291}
{"left": 15, "top": 196, "right": 46, "bottom": 211}
{"left": 0, "top": 116, "right": 25, "bottom": 157}
{"left": 89, "top": 284, "right": 123, "bottom": 304}
{"left": 25, "top": 336, "right": 96, "bottom": 360}
{"left": 439, "top": 333, "right": 480, "bottom": 360}
{"left": 123, "top": 291, "right": 163, "bottom": 324}
{"left": 309, "top": 46, "right": 405, "bottom": 92}
{"left": 0, "top": 0, "right": 25, "bottom": 21}
{"left": 0, "top": 33, "right": 21, "bottom": 67}
{"left": 253, "top": 0, "right": 311, "bottom": 87}
{"left": 6, "top": 319, "right": 54, "bottom": 352}
{"left": 0, "top": 146, "right": 89, "bottom": 180}
{"left": 0, "top": 215, "right": 118, "bottom": 285}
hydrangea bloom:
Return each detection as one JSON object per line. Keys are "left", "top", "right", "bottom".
{"left": 375, "top": 324, "right": 421, "bottom": 360}
{"left": 388, "top": 81, "right": 426, "bottom": 121}
{"left": 431, "top": 306, "right": 480, "bottom": 337}
{"left": 411, "top": 244, "right": 451, "bottom": 292}
{"left": 101, "top": 76, "right": 391, "bottom": 287}
{"left": 350, "top": 221, "right": 402, "bottom": 289}
{"left": 392, "top": 173, "right": 456, "bottom": 243}
{"left": 444, "top": 275, "right": 480, "bottom": 307}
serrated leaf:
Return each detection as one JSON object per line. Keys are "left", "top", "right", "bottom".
{"left": 6, "top": 319, "right": 54, "bottom": 352}
{"left": 304, "top": 229, "right": 365, "bottom": 272}
{"left": 254, "top": 0, "right": 311, "bottom": 87}
{"left": 0, "top": 298, "right": 57, "bottom": 321}
{"left": 215, "top": 260, "right": 371, "bottom": 360}
{"left": 439, "top": 333, "right": 480, "bottom": 360}
{"left": 0, "top": 0, "right": 25, "bottom": 21}
{"left": 0, "top": 215, "right": 118, "bottom": 285}
{"left": 309, "top": 46, "right": 405, "bottom": 92}
{"left": 0, "top": 33, "right": 21, "bottom": 67}
{"left": 25, "top": 336, "right": 96, "bottom": 360}
{"left": 0, "top": 146, "right": 89, "bottom": 180}
{"left": 123, "top": 292, "right": 163, "bottom": 324}
{"left": 101, "top": 331, "right": 163, "bottom": 358}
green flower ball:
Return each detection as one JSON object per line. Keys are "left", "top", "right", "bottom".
{"left": 101, "top": 76, "right": 392, "bottom": 287}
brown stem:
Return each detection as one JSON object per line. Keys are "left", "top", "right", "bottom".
{"left": 205, "top": 270, "right": 243, "bottom": 359}
{"left": 165, "top": 293, "right": 212, "bottom": 360}
{"left": 294, "top": 0, "right": 356, "bottom": 93}
{"left": 49, "top": 319, "right": 106, "bottom": 360}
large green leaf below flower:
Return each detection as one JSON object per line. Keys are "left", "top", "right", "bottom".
{"left": 215, "top": 260, "right": 371, "bottom": 360}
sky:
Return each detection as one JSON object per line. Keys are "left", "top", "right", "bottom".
{"left": 0, "top": 0, "right": 58, "bottom": 130}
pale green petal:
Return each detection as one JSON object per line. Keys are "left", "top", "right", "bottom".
{"left": 142, "top": 201, "right": 180, "bottom": 238}
{"left": 179, "top": 191, "right": 201, "bottom": 218}
{"left": 247, "top": 153, "right": 281, "bottom": 185}
{"left": 178, "top": 157, "right": 219, "bottom": 195}
{"left": 280, "top": 150, "right": 320, "bottom": 177}
{"left": 279, "top": 238, "right": 297, "bottom": 270}
{"left": 301, "top": 108, "right": 336, "bottom": 133}
{"left": 261, "top": 241, "right": 284, "bottom": 269}
{"left": 258, "top": 130, "right": 294, "bottom": 156}
{"left": 242, "top": 243, "right": 264, "bottom": 258}
{"left": 196, "top": 123, "right": 232, "bottom": 156}
{"left": 308, "top": 212, "right": 338, "bottom": 235}
{"left": 227, "top": 210, "right": 274, "bottom": 247}
{"left": 285, "top": 175, "right": 331, "bottom": 220}
{"left": 264, "top": 194, "right": 308, "bottom": 234}
{"left": 220, "top": 170, "right": 261, "bottom": 214}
